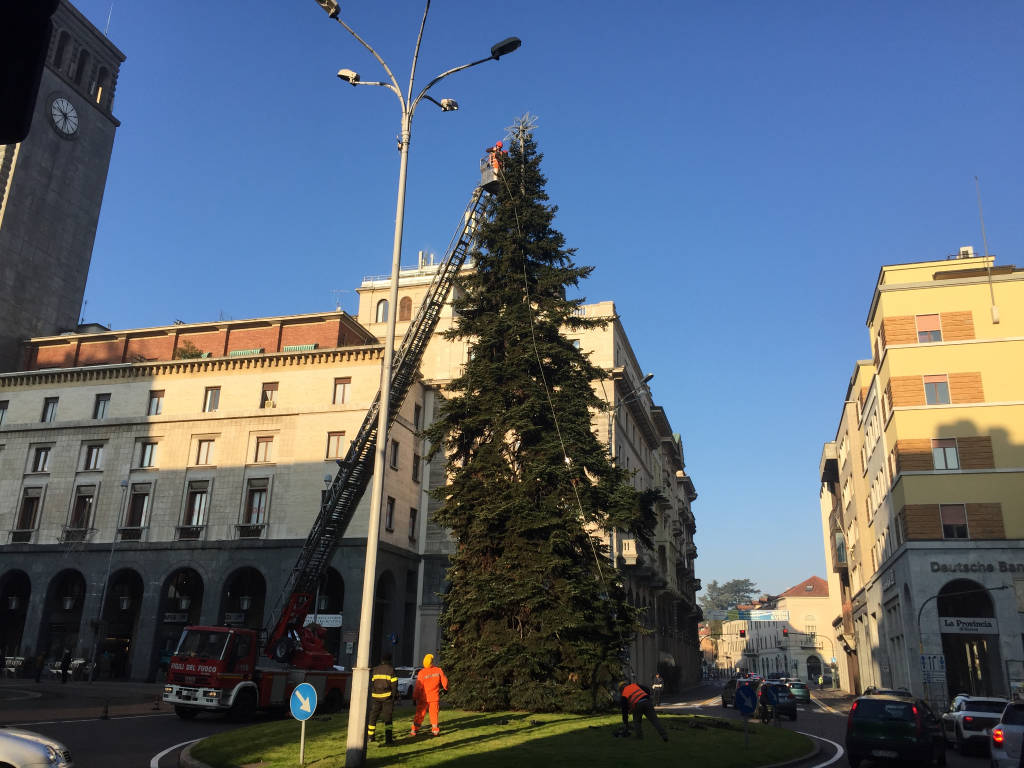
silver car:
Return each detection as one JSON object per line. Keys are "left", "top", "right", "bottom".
{"left": 395, "top": 667, "right": 421, "bottom": 699}
{"left": 991, "top": 700, "right": 1024, "bottom": 767}
{"left": 0, "top": 726, "right": 75, "bottom": 768}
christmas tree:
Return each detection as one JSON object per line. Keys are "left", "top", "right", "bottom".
{"left": 424, "top": 117, "right": 658, "bottom": 712}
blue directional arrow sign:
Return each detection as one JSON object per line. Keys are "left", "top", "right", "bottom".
{"left": 734, "top": 684, "right": 757, "bottom": 715}
{"left": 290, "top": 682, "right": 317, "bottom": 721}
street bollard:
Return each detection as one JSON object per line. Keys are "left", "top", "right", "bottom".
{"left": 153, "top": 694, "right": 161, "bottom": 711}
{"left": 100, "top": 700, "right": 109, "bottom": 720}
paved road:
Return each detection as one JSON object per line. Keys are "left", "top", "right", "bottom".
{"left": 670, "top": 682, "right": 993, "bottom": 768}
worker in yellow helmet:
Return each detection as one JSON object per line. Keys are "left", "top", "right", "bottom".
{"left": 410, "top": 653, "right": 448, "bottom": 736}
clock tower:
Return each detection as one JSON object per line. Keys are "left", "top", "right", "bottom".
{"left": 0, "top": 0, "right": 125, "bottom": 371}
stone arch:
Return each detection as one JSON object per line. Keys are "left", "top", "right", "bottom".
{"left": 0, "top": 569, "right": 31, "bottom": 656}
{"left": 38, "top": 569, "right": 86, "bottom": 661}
{"left": 375, "top": 299, "right": 389, "bottom": 323}
{"left": 314, "top": 568, "right": 344, "bottom": 663}
{"left": 938, "top": 578, "right": 1002, "bottom": 696}
{"left": 398, "top": 296, "right": 412, "bottom": 322}
{"left": 95, "top": 66, "right": 110, "bottom": 106}
{"left": 96, "top": 568, "right": 144, "bottom": 679}
{"left": 53, "top": 30, "right": 71, "bottom": 71}
{"left": 74, "top": 48, "right": 91, "bottom": 86}
{"left": 806, "top": 655, "right": 822, "bottom": 680}
{"left": 151, "top": 568, "right": 205, "bottom": 680}
{"left": 220, "top": 567, "right": 267, "bottom": 630}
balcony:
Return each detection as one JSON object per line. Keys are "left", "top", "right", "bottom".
{"left": 237, "top": 523, "right": 266, "bottom": 539}
{"left": 176, "top": 525, "right": 206, "bottom": 541}
{"left": 118, "top": 526, "right": 145, "bottom": 542}
{"left": 9, "top": 529, "right": 34, "bottom": 544}
{"left": 60, "top": 527, "right": 92, "bottom": 544}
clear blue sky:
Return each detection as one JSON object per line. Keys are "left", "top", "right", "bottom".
{"left": 74, "top": 1, "right": 1024, "bottom": 595}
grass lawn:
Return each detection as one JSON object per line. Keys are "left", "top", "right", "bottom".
{"left": 191, "top": 704, "right": 814, "bottom": 768}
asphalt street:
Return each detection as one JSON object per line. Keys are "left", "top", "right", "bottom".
{"left": 1, "top": 678, "right": 999, "bottom": 768}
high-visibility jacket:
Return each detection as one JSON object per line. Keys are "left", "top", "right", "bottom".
{"left": 622, "top": 683, "right": 650, "bottom": 711}
{"left": 370, "top": 662, "right": 398, "bottom": 700}
{"left": 414, "top": 666, "right": 448, "bottom": 702}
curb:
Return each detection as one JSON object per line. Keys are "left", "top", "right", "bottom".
{"left": 761, "top": 738, "right": 821, "bottom": 768}
{"left": 179, "top": 742, "right": 212, "bottom": 768}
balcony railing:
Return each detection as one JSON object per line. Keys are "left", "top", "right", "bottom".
{"left": 118, "top": 526, "right": 145, "bottom": 542}
{"left": 9, "top": 529, "right": 34, "bottom": 544}
{"left": 237, "top": 523, "right": 266, "bottom": 539}
{"left": 60, "top": 526, "right": 92, "bottom": 543}
{"left": 176, "top": 525, "right": 206, "bottom": 541}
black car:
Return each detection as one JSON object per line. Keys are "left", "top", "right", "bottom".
{"left": 757, "top": 680, "right": 798, "bottom": 721}
{"left": 721, "top": 677, "right": 760, "bottom": 708}
{"left": 846, "top": 694, "right": 946, "bottom": 767}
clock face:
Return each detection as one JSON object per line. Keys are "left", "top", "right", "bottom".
{"left": 50, "top": 97, "right": 79, "bottom": 136}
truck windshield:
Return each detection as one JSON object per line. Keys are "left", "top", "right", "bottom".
{"left": 175, "top": 629, "right": 231, "bottom": 660}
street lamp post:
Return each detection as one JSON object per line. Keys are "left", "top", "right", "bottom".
{"left": 310, "top": 3, "right": 519, "bottom": 765}
{"left": 90, "top": 479, "right": 128, "bottom": 682}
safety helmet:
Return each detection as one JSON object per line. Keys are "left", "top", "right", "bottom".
{"left": 617, "top": 680, "right": 628, "bottom": 691}
{"left": 495, "top": 141, "right": 503, "bottom": 148}
{"left": 423, "top": 653, "right": 434, "bottom": 668}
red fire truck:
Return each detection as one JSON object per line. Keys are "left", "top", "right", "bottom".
{"left": 163, "top": 175, "right": 495, "bottom": 719}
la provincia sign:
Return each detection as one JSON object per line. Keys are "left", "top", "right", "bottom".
{"left": 940, "top": 616, "right": 998, "bottom": 634}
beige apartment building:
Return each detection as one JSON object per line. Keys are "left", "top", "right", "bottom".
{"left": 0, "top": 312, "right": 426, "bottom": 679}
{"left": 819, "top": 248, "right": 1024, "bottom": 707}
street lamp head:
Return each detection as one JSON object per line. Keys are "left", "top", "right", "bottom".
{"left": 641, "top": 373, "right": 654, "bottom": 385}
{"left": 337, "top": 68, "right": 360, "bottom": 84}
{"left": 314, "top": 0, "right": 340, "bottom": 19}
{"left": 440, "top": 98, "right": 459, "bottom": 112}
{"left": 490, "top": 36, "right": 521, "bottom": 59}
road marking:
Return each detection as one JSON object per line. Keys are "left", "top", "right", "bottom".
{"left": 151, "top": 738, "right": 201, "bottom": 768}
{"left": 812, "top": 697, "right": 839, "bottom": 715}
{"left": 796, "top": 731, "right": 844, "bottom": 767}
{"left": 14, "top": 713, "right": 174, "bottom": 727}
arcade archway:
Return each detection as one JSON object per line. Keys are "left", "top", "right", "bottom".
{"left": 0, "top": 570, "right": 31, "bottom": 656}
{"left": 94, "top": 568, "right": 144, "bottom": 679}
{"left": 39, "top": 570, "right": 86, "bottom": 662}
{"left": 152, "top": 568, "right": 204, "bottom": 680}
{"left": 221, "top": 567, "right": 266, "bottom": 630}
{"left": 938, "top": 579, "right": 1002, "bottom": 696}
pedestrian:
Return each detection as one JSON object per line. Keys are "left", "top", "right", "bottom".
{"left": 367, "top": 652, "right": 398, "bottom": 746}
{"left": 817, "top": 674, "right": 823, "bottom": 689}
{"left": 651, "top": 672, "right": 665, "bottom": 706}
{"left": 60, "top": 649, "right": 72, "bottom": 684}
{"left": 34, "top": 653, "right": 45, "bottom": 683}
{"left": 410, "top": 653, "right": 448, "bottom": 737}
{"left": 618, "top": 680, "right": 668, "bottom": 742}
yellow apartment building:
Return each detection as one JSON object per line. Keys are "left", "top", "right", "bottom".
{"left": 820, "top": 248, "right": 1024, "bottom": 706}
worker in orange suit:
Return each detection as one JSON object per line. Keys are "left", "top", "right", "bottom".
{"left": 410, "top": 653, "right": 448, "bottom": 736}
{"left": 485, "top": 140, "right": 506, "bottom": 172}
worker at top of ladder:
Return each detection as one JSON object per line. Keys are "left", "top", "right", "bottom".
{"left": 485, "top": 140, "right": 506, "bottom": 172}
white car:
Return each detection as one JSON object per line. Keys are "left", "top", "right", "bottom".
{"left": 0, "top": 726, "right": 75, "bottom": 768}
{"left": 940, "top": 693, "right": 1007, "bottom": 752}
{"left": 395, "top": 667, "right": 421, "bottom": 699}
{"left": 991, "top": 700, "right": 1024, "bottom": 767}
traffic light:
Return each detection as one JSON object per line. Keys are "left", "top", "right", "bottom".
{"left": 739, "top": 629, "right": 746, "bottom": 638}
{"left": 0, "top": 0, "right": 60, "bottom": 144}
{"left": 782, "top": 628, "right": 789, "bottom": 637}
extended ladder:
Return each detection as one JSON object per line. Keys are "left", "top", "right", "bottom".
{"left": 267, "top": 185, "right": 493, "bottom": 662}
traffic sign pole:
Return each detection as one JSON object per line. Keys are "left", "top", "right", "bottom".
{"left": 290, "top": 682, "right": 318, "bottom": 766}
{"left": 300, "top": 720, "right": 306, "bottom": 765}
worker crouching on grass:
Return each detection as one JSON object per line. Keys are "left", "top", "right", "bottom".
{"left": 619, "top": 681, "right": 669, "bottom": 742}
{"left": 367, "top": 652, "right": 398, "bottom": 746}
{"left": 411, "top": 653, "right": 448, "bottom": 736}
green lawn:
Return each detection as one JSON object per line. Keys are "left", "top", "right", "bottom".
{"left": 191, "top": 705, "right": 814, "bottom": 768}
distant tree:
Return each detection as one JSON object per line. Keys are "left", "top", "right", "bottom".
{"left": 699, "top": 578, "right": 760, "bottom": 614}
{"left": 174, "top": 340, "right": 205, "bottom": 360}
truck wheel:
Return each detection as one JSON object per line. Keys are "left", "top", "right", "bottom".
{"left": 271, "top": 638, "right": 295, "bottom": 664}
{"left": 325, "top": 689, "right": 344, "bottom": 713}
{"left": 175, "top": 706, "right": 198, "bottom": 720}
{"left": 229, "top": 689, "right": 258, "bottom": 722}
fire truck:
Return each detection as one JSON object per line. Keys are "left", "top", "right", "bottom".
{"left": 163, "top": 164, "right": 497, "bottom": 720}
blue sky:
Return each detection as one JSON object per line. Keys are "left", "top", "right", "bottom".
{"left": 73, "top": 1, "right": 1024, "bottom": 595}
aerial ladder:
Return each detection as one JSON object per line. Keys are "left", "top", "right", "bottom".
{"left": 266, "top": 164, "right": 499, "bottom": 667}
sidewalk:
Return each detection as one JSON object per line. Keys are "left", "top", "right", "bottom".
{"left": 810, "top": 685, "right": 856, "bottom": 714}
{"left": 0, "top": 677, "right": 166, "bottom": 723}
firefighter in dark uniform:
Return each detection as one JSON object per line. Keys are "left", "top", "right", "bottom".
{"left": 367, "top": 652, "right": 399, "bottom": 745}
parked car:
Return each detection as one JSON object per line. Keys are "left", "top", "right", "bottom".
{"left": 991, "top": 699, "right": 1024, "bottom": 768}
{"left": 757, "top": 680, "right": 798, "bottom": 721}
{"left": 941, "top": 694, "right": 1007, "bottom": 752}
{"left": 0, "top": 726, "right": 75, "bottom": 768}
{"left": 721, "top": 677, "right": 760, "bottom": 708}
{"left": 786, "top": 680, "right": 810, "bottom": 704}
{"left": 395, "top": 667, "right": 420, "bottom": 699}
{"left": 863, "top": 686, "right": 912, "bottom": 697}
{"left": 846, "top": 694, "right": 946, "bottom": 767}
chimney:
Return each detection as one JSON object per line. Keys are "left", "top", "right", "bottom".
{"left": 957, "top": 245, "right": 975, "bottom": 259}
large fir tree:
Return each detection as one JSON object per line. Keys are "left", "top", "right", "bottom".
{"left": 423, "top": 120, "right": 658, "bottom": 713}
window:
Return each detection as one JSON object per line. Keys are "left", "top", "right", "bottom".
{"left": 413, "top": 404, "right": 422, "bottom": 431}
{"left": 203, "top": 387, "right": 220, "bottom": 413}
{"left": 389, "top": 440, "right": 399, "bottom": 470}
{"left": 0, "top": 399, "right": 8, "bottom": 426}
{"left": 412, "top": 453, "right": 421, "bottom": 483}
{"left": 333, "top": 377, "right": 350, "bottom": 405}
{"left": 83, "top": 443, "right": 103, "bottom": 470}
{"left": 139, "top": 442, "right": 157, "bottom": 468}
{"left": 148, "top": 390, "right": 164, "bottom": 416}
{"left": 375, "top": 299, "right": 389, "bottom": 323}
{"left": 385, "top": 496, "right": 395, "bottom": 531}
{"left": 125, "top": 484, "right": 151, "bottom": 529}
{"left": 69, "top": 487, "right": 95, "bottom": 530}
{"left": 326, "top": 431, "right": 345, "bottom": 459}
{"left": 924, "top": 375, "right": 950, "bottom": 405}
{"left": 184, "top": 481, "right": 209, "bottom": 527}
{"left": 196, "top": 439, "right": 214, "bottom": 465}
{"left": 93, "top": 393, "right": 110, "bottom": 419}
{"left": 932, "top": 438, "right": 959, "bottom": 470}
{"left": 32, "top": 446, "right": 51, "bottom": 473}
{"left": 254, "top": 436, "right": 273, "bottom": 463}
{"left": 261, "top": 382, "right": 278, "bottom": 409}
{"left": 941, "top": 504, "right": 969, "bottom": 539}
{"left": 409, "top": 507, "right": 418, "bottom": 541}
{"left": 399, "top": 296, "right": 412, "bottom": 322}
{"left": 916, "top": 314, "right": 942, "bottom": 343}
{"left": 243, "top": 478, "right": 269, "bottom": 526}
{"left": 16, "top": 489, "right": 42, "bottom": 531}
{"left": 74, "top": 49, "right": 90, "bottom": 85}
{"left": 41, "top": 397, "right": 58, "bottom": 423}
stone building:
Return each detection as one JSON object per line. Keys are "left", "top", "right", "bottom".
{"left": 819, "top": 248, "right": 1024, "bottom": 706}
{"left": 0, "top": 0, "right": 125, "bottom": 371}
